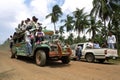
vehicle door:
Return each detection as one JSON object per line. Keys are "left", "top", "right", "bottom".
{"left": 15, "top": 42, "right": 27, "bottom": 56}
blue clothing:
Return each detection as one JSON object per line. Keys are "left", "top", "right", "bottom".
{"left": 26, "top": 42, "right": 32, "bottom": 55}
{"left": 94, "top": 43, "right": 100, "bottom": 48}
{"left": 108, "top": 43, "right": 115, "bottom": 49}
{"left": 76, "top": 46, "right": 82, "bottom": 60}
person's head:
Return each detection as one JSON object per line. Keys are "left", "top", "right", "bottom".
{"left": 25, "top": 18, "right": 30, "bottom": 24}
{"left": 108, "top": 31, "right": 113, "bottom": 36}
{"left": 26, "top": 18, "right": 30, "bottom": 22}
{"left": 32, "top": 16, "right": 38, "bottom": 22}
{"left": 21, "top": 20, "right": 24, "bottom": 25}
{"left": 38, "top": 27, "right": 42, "bottom": 31}
{"left": 25, "top": 20, "right": 28, "bottom": 24}
{"left": 13, "top": 32, "right": 17, "bottom": 35}
{"left": 77, "top": 45, "right": 81, "bottom": 48}
{"left": 10, "top": 35, "right": 12, "bottom": 38}
{"left": 94, "top": 41, "right": 96, "bottom": 43}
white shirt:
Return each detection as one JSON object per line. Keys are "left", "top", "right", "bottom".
{"left": 87, "top": 42, "right": 93, "bottom": 48}
{"left": 25, "top": 22, "right": 31, "bottom": 28}
{"left": 30, "top": 21, "right": 36, "bottom": 28}
{"left": 35, "top": 31, "right": 44, "bottom": 36}
{"left": 21, "top": 24, "right": 26, "bottom": 31}
{"left": 9, "top": 37, "right": 13, "bottom": 43}
{"left": 35, "top": 23, "right": 39, "bottom": 29}
{"left": 94, "top": 43, "right": 100, "bottom": 48}
{"left": 107, "top": 35, "right": 116, "bottom": 43}
{"left": 25, "top": 30, "right": 31, "bottom": 42}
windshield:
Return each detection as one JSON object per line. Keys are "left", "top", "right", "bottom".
{"left": 44, "top": 34, "right": 59, "bottom": 40}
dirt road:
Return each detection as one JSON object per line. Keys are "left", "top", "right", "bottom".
{"left": 0, "top": 50, "right": 120, "bottom": 80}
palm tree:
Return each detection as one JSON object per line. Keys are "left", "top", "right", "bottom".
{"left": 46, "top": 5, "right": 63, "bottom": 32}
{"left": 59, "top": 26, "right": 65, "bottom": 42}
{"left": 65, "top": 33, "right": 74, "bottom": 45}
{"left": 73, "top": 8, "right": 88, "bottom": 37}
{"left": 86, "top": 16, "right": 103, "bottom": 39}
{"left": 61, "top": 15, "right": 74, "bottom": 33}
{"left": 91, "top": 0, "right": 120, "bottom": 53}
{"left": 59, "top": 26, "right": 64, "bottom": 36}
{"left": 109, "top": 0, "right": 120, "bottom": 53}
{"left": 101, "top": 25, "right": 107, "bottom": 39}
{"left": 90, "top": 0, "right": 112, "bottom": 26}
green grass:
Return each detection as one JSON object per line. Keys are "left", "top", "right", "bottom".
{"left": 108, "top": 57, "right": 120, "bottom": 64}
{"left": 0, "top": 42, "right": 9, "bottom": 51}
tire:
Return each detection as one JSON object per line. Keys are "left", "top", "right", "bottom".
{"left": 35, "top": 50, "right": 46, "bottom": 66}
{"left": 72, "top": 57, "right": 77, "bottom": 61}
{"left": 85, "top": 53, "right": 95, "bottom": 62}
{"left": 97, "top": 59, "right": 105, "bottom": 63}
{"left": 61, "top": 56, "right": 70, "bottom": 64}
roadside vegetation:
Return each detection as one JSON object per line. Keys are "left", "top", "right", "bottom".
{"left": 45, "top": 0, "right": 120, "bottom": 55}
{"left": 0, "top": 39, "right": 9, "bottom": 51}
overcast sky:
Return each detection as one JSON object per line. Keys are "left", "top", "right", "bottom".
{"left": 0, "top": 0, "right": 93, "bottom": 44}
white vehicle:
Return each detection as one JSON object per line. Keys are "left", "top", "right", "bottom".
{"left": 70, "top": 42, "right": 118, "bottom": 63}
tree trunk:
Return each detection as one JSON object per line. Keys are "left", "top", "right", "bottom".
{"left": 92, "top": 30, "right": 95, "bottom": 40}
{"left": 54, "top": 23, "right": 56, "bottom": 33}
{"left": 104, "top": 20, "right": 107, "bottom": 39}
{"left": 118, "top": 34, "right": 120, "bottom": 55}
{"left": 116, "top": 34, "right": 119, "bottom": 55}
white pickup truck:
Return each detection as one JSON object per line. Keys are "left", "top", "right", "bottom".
{"left": 70, "top": 42, "right": 118, "bottom": 63}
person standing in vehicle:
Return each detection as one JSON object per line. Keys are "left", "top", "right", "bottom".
{"left": 25, "top": 28, "right": 32, "bottom": 56}
{"left": 30, "top": 16, "right": 38, "bottom": 29}
{"left": 107, "top": 31, "right": 116, "bottom": 49}
{"left": 25, "top": 18, "right": 31, "bottom": 30}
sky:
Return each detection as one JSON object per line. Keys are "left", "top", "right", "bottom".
{"left": 0, "top": 0, "right": 93, "bottom": 44}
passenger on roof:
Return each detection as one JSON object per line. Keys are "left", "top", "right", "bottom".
{"left": 25, "top": 18, "right": 31, "bottom": 30}
{"left": 30, "top": 16, "right": 38, "bottom": 29}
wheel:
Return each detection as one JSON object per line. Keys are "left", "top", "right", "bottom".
{"left": 85, "top": 53, "right": 95, "bottom": 62}
{"left": 97, "top": 59, "right": 105, "bottom": 63}
{"left": 72, "top": 57, "right": 77, "bottom": 61}
{"left": 61, "top": 56, "right": 70, "bottom": 64}
{"left": 35, "top": 50, "right": 46, "bottom": 66}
